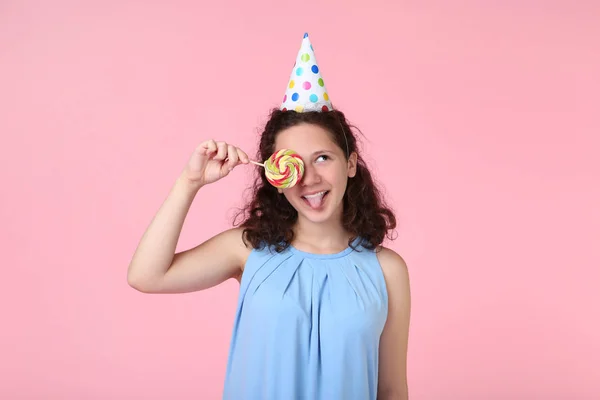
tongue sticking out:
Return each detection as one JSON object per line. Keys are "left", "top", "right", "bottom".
{"left": 305, "top": 192, "right": 326, "bottom": 209}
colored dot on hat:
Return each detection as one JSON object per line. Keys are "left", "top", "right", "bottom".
{"left": 303, "top": 81, "right": 311, "bottom": 90}
{"left": 283, "top": 95, "right": 287, "bottom": 102}
{"left": 310, "top": 94, "right": 318, "bottom": 103}
{"left": 291, "top": 92, "right": 299, "bottom": 101}
{"left": 296, "top": 67, "right": 304, "bottom": 76}
{"left": 318, "top": 78, "right": 324, "bottom": 87}
{"left": 304, "top": 33, "right": 308, "bottom": 38}
{"left": 322, "top": 105, "right": 329, "bottom": 111}
{"left": 323, "top": 92, "right": 329, "bottom": 101}
{"left": 289, "top": 80, "right": 295, "bottom": 89}
{"left": 295, "top": 105, "right": 304, "bottom": 112}
{"left": 282, "top": 107, "right": 287, "bottom": 111}
{"left": 310, "top": 44, "right": 313, "bottom": 51}
{"left": 301, "top": 53, "right": 310, "bottom": 62}
{"left": 311, "top": 65, "right": 319, "bottom": 73}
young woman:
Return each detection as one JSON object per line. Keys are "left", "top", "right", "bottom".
{"left": 127, "top": 34, "right": 410, "bottom": 400}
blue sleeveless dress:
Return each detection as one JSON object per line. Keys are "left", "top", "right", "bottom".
{"left": 222, "top": 238, "right": 389, "bottom": 399}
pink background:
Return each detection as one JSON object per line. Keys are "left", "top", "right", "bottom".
{"left": 1, "top": 1, "right": 599, "bottom": 399}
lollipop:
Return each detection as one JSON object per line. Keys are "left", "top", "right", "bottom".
{"left": 250, "top": 149, "right": 304, "bottom": 189}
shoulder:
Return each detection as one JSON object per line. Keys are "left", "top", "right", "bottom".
{"left": 375, "top": 246, "right": 410, "bottom": 295}
{"left": 375, "top": 246, "right": 408, "bottom": 272}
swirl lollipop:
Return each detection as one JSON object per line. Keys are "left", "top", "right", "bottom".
{"left": 250, "top": 149, "right": 305, "bottom": 189}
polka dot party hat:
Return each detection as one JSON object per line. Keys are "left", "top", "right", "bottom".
{"left": 281, "top": 33, "right": 333, "bottom": 112}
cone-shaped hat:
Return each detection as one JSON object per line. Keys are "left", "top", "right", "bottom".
{"left": 281, "top": 33, "right": 333, "bottom": 112}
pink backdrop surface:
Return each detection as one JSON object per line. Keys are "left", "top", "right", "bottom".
{"left": 1, "top": 1, "right": 599, "bottom": 399}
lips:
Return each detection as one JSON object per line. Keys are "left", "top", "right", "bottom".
{"left": 302, "top": 190, "right": 329, "bottom": 209}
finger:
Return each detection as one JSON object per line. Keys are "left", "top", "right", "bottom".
{"left": 214, "top": 142, "right": 228, "bottom": 161}
{"left": 226, "top": 145, "right": 239, "bottom": 170}
{"left": 199, "top": 139, "right": 217, "bottom": 156}
{"left": 236, "top": 147, "right": 250, "bottom": 164}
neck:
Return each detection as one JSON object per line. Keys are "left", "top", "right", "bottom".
{"left": 292, "top": 215, "right": 351, "bottom": 253}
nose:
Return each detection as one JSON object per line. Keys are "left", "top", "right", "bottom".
{"left": 300, "top": 163, "right": 321, "bottom": 186}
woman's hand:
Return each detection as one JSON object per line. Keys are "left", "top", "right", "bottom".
{"left": 181, "top": 139, "right": 250, "bottom": 188}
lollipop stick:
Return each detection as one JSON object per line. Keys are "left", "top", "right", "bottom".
{"left": 249, "top": 160, "right": 265, "bottom": 167}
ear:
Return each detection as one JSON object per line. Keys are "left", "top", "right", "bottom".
{"left": 347, "top": 151, "right": 358, "bottom": 178}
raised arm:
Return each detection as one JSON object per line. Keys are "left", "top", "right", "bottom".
{"left": 127, "top": 140, "right": 252, "bottom": 294}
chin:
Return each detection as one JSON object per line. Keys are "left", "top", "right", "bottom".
{"left": 298, "top": 210, "right": 336, "bottom": 224}
{"left": 291, "top": 194, "right": 343, "bottom": 224}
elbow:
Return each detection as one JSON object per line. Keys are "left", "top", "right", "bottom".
{"left": 127, "top": 275, "right": 146, "bottom": 292}
{"left": 127, "top": 269, "right": 154, "bottom": 293}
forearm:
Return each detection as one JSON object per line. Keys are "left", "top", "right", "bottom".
{"left": 127, "top": 174, "right": 201, "bottom": 286}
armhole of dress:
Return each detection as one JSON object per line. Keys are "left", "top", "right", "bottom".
{"left": 372, "top": 247, "right": 390, "bottom": 309}
{"left": 240, "top": 247, "right": 256, "bottom": 274}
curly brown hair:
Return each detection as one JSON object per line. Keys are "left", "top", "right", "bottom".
{"left": 233, "top": 108, "right": 397, "bottom": 252}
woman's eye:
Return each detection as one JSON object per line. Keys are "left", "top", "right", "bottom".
{"left": 316, "top": 154, "right": 329, "bottom": 162}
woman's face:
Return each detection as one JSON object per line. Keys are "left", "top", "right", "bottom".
{"left": 274, "top": 123, "right": 357, "bottom": 225}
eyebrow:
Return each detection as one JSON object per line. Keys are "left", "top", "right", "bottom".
{"left": 310, "top": 149, "right": 334, "bottom": 157}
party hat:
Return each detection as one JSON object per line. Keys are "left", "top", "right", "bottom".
{"left": 281, "top": 33, "right": 333, "bottom": 112}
